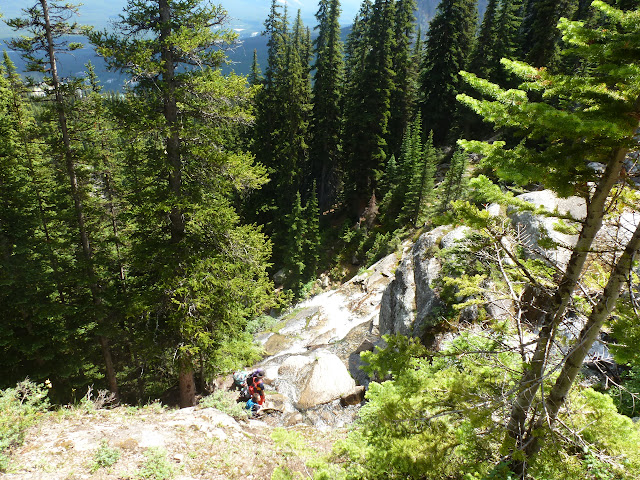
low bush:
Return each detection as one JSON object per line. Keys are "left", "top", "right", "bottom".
{"left": 137, "top": 447, "right": 174, "bottom": 480}
{"left": 90, "top": 440, "right": 121, "bottom": 472}
{"left": 334, "top": 333, "right": 640, "bottom": 479}
{"left": 199, "top": 389, "right": 248, "bottom": 420}
{"left": 0, "top": 379, "right": 50, "bottom": 472}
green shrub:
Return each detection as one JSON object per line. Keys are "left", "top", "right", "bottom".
{"left": 339, "top": 333, "right": 640, "bottom": 479}
{"left": 271, "top": 466, "right": 297, "bottom": 480}
{"left": 199, "top": 389, "right": 248, "bottom": 420}
{"left": 137, "top": 447, "right": 174, "bottom": 480}
{"left": 246, "top": 314, "right": 280, "bottom": 334}
{"left": 0, "top": 379, "right": 49, "bottom": 472}
{"left": 90, "top": 440, "right": 121, "bottom": 472}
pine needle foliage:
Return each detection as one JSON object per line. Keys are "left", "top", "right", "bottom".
{"left": 91, "top": 0, "right": 275, "bottom": 405}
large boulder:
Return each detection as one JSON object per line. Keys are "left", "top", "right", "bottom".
{"left": 264, "top": 350, "right": 357, "bottom": 411}
{"left": 295, "top": 352, "right": 356, "bottom": 410}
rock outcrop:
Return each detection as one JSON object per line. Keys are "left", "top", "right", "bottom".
{"left": 379, "top": 226, "right": 449, "bottom": 339}
{"left": 245, "top": 249, "right": 403, "bottom": 423}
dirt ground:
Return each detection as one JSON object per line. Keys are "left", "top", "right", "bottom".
{"left": 3, "top": 401, "right": 348, "bottom": 480}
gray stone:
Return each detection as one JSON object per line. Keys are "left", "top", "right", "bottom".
{"left": 284, "top": 412, "right": 304, "bottom": 426}
{"left": 487, "top": 203, "right": 502, "bottom": 217}
{"left": 379, "top": 226, "right": 449, "bottom": 338}
{"left": 354, "top": 340, "right": 375, "bottom": 354}
{"left": 379, "top": 252, "right": 417, "bottom": 336}
{"left": 296, "top": 352, "right": 356, "bottom": 409}
{"left": 273, "top": 268, "right": 287, "bottom": 285}
{"left": 587, "top": 162, "right": 606, "bottom": 173}
{"left": 440, "top": 226, "right": 470, "bottom": 249}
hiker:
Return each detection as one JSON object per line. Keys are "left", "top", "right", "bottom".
{"left": 247, "top": 368, "right": 266, "bottom": 405}
{"left": 245, "top": 392, "right": 261, "bottom": 417}
{"left": 232, "top": 370, "right": 248, "bottom": 390}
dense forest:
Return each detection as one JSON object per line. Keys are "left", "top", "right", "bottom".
{"left": 2, "top": 0, "right": 640, "bottom": 478}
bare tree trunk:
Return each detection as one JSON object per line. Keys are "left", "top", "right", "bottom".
{"left": 505, "top": 136, "right": 639, "bottom": 476}
{"left": 522, "top": 220, "right": 640, "bottom": 459}
{"left": 40, "top": 0, "right": 119, "bottom": 399}
{"left": 178, "top": 356, "right": 196, "bottom": 408}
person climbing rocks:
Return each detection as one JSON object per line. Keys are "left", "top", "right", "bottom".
{"left": 247, "top": 368, "right": 266, "bottom": 405}
{"left": 246, "top": 392, "right": 261, "bottom": 416}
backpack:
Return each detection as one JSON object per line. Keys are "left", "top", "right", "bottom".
{"left": 233, "top": 370, "right": 248, "bottom": 388}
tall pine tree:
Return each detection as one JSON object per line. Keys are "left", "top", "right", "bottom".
{"left": 388, "top": 0, "right": 418, "bottom": 158}
{"left": 92, "top": 0, "right": 274, "bottom": 407}
{"left": 468, "top": 0, "right": 500, "bottom": 81}
{"left": 310, "top": 0, "right": 344, "bottom": 211}
{"left": 519, "top": 0, "right": 578, "bottom": 67}
{"left": 420, "top": 0, "right": 477, "bottom": 145}
{"left": 343, "top": 0, "right": 395, "bottom": 211}
{"left": 7, "top": 0, "right": 121, "bottom": 398}
{"left": 493, "top": 0, "right": 524, "bottom": 85}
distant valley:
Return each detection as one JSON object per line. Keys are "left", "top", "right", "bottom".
{"left": 1, "top": 0, "right": 487, "bottom": 90}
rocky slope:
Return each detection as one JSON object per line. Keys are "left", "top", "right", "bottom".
{"left": 4, "top": 403, "right": 343, "bottom": 480}
{"left": 7, "top": 187, "right": 639, "bottom": 479}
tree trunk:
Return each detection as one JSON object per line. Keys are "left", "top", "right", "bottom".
{"left": 99, "top": 335, "right": 119, "bottom": 397}
{"left": 505, "top": 139, "right": 638, "bottom": 477}
{"left": 178, "top": 356, "right": 197, "bottom": 408}
{"left": 159, "top": 0, "right": 194, "bottom": 407}
{"left": 524, "top": 219, "right": 640, "bottom": 459}
{"left": 40, "top": 0, "right": 119, "bottom": 399}
{"left": 159, "top": 0, "right": 184, "bottom": 245}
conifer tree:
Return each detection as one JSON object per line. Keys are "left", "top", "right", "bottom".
{"left": 420, "top": 0, "right": 477, "bottom": 145}
{"left": 7, "top": 0, "right": 120, "bottom": 398}
{"left": 379, "top": 113, "right": 435, "bottom": 229}
{"left": 91, "top": 0, "right": 274, "bottom": 407}
{"left": 248, "top": 49, "right": 262, "bottom": 86}
{"left": 519, "top": 0, "right": 578, "bottom": 67}
{"left": 310, "top": 0, "right": 344, "bottom": 210}
{"left": 343, "top": 0, "right": 372, "bottom": 82}
{"left": 458, "top": 2, "right": 640, "bottom": 474}
{"left": 251, "top": 2, "right": 312, "bottom": 265}
{"left": 343, "top": 0, "right": 396, "bottom": 207}
{"left": 0, "top": 55, "right": 78, "bottom": 390}
{"left": 284, "top": 9, "right": 312, "bottom": 193}
{"left": 437, "top": 148, "right": 468, "bottom": 214}
{"left": 304, "top": 184, "right": 321, "bottom": 279}
{"left": 403, "top": 129, "right": 437, "bottom": 227}
{"left": 493, "top": 0, "right": 524, "bottom": 85}
{"left": 468, "top": 0, "right": 500, "bottom": 81}
{"left": 284, "top": 191, "right": 307, "bottom": 295}
{"left": 388, "top": 0, "right": 417, "bottom": 158}
{"left": 252, "top": 0, "right": 289, "bottom": 234}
